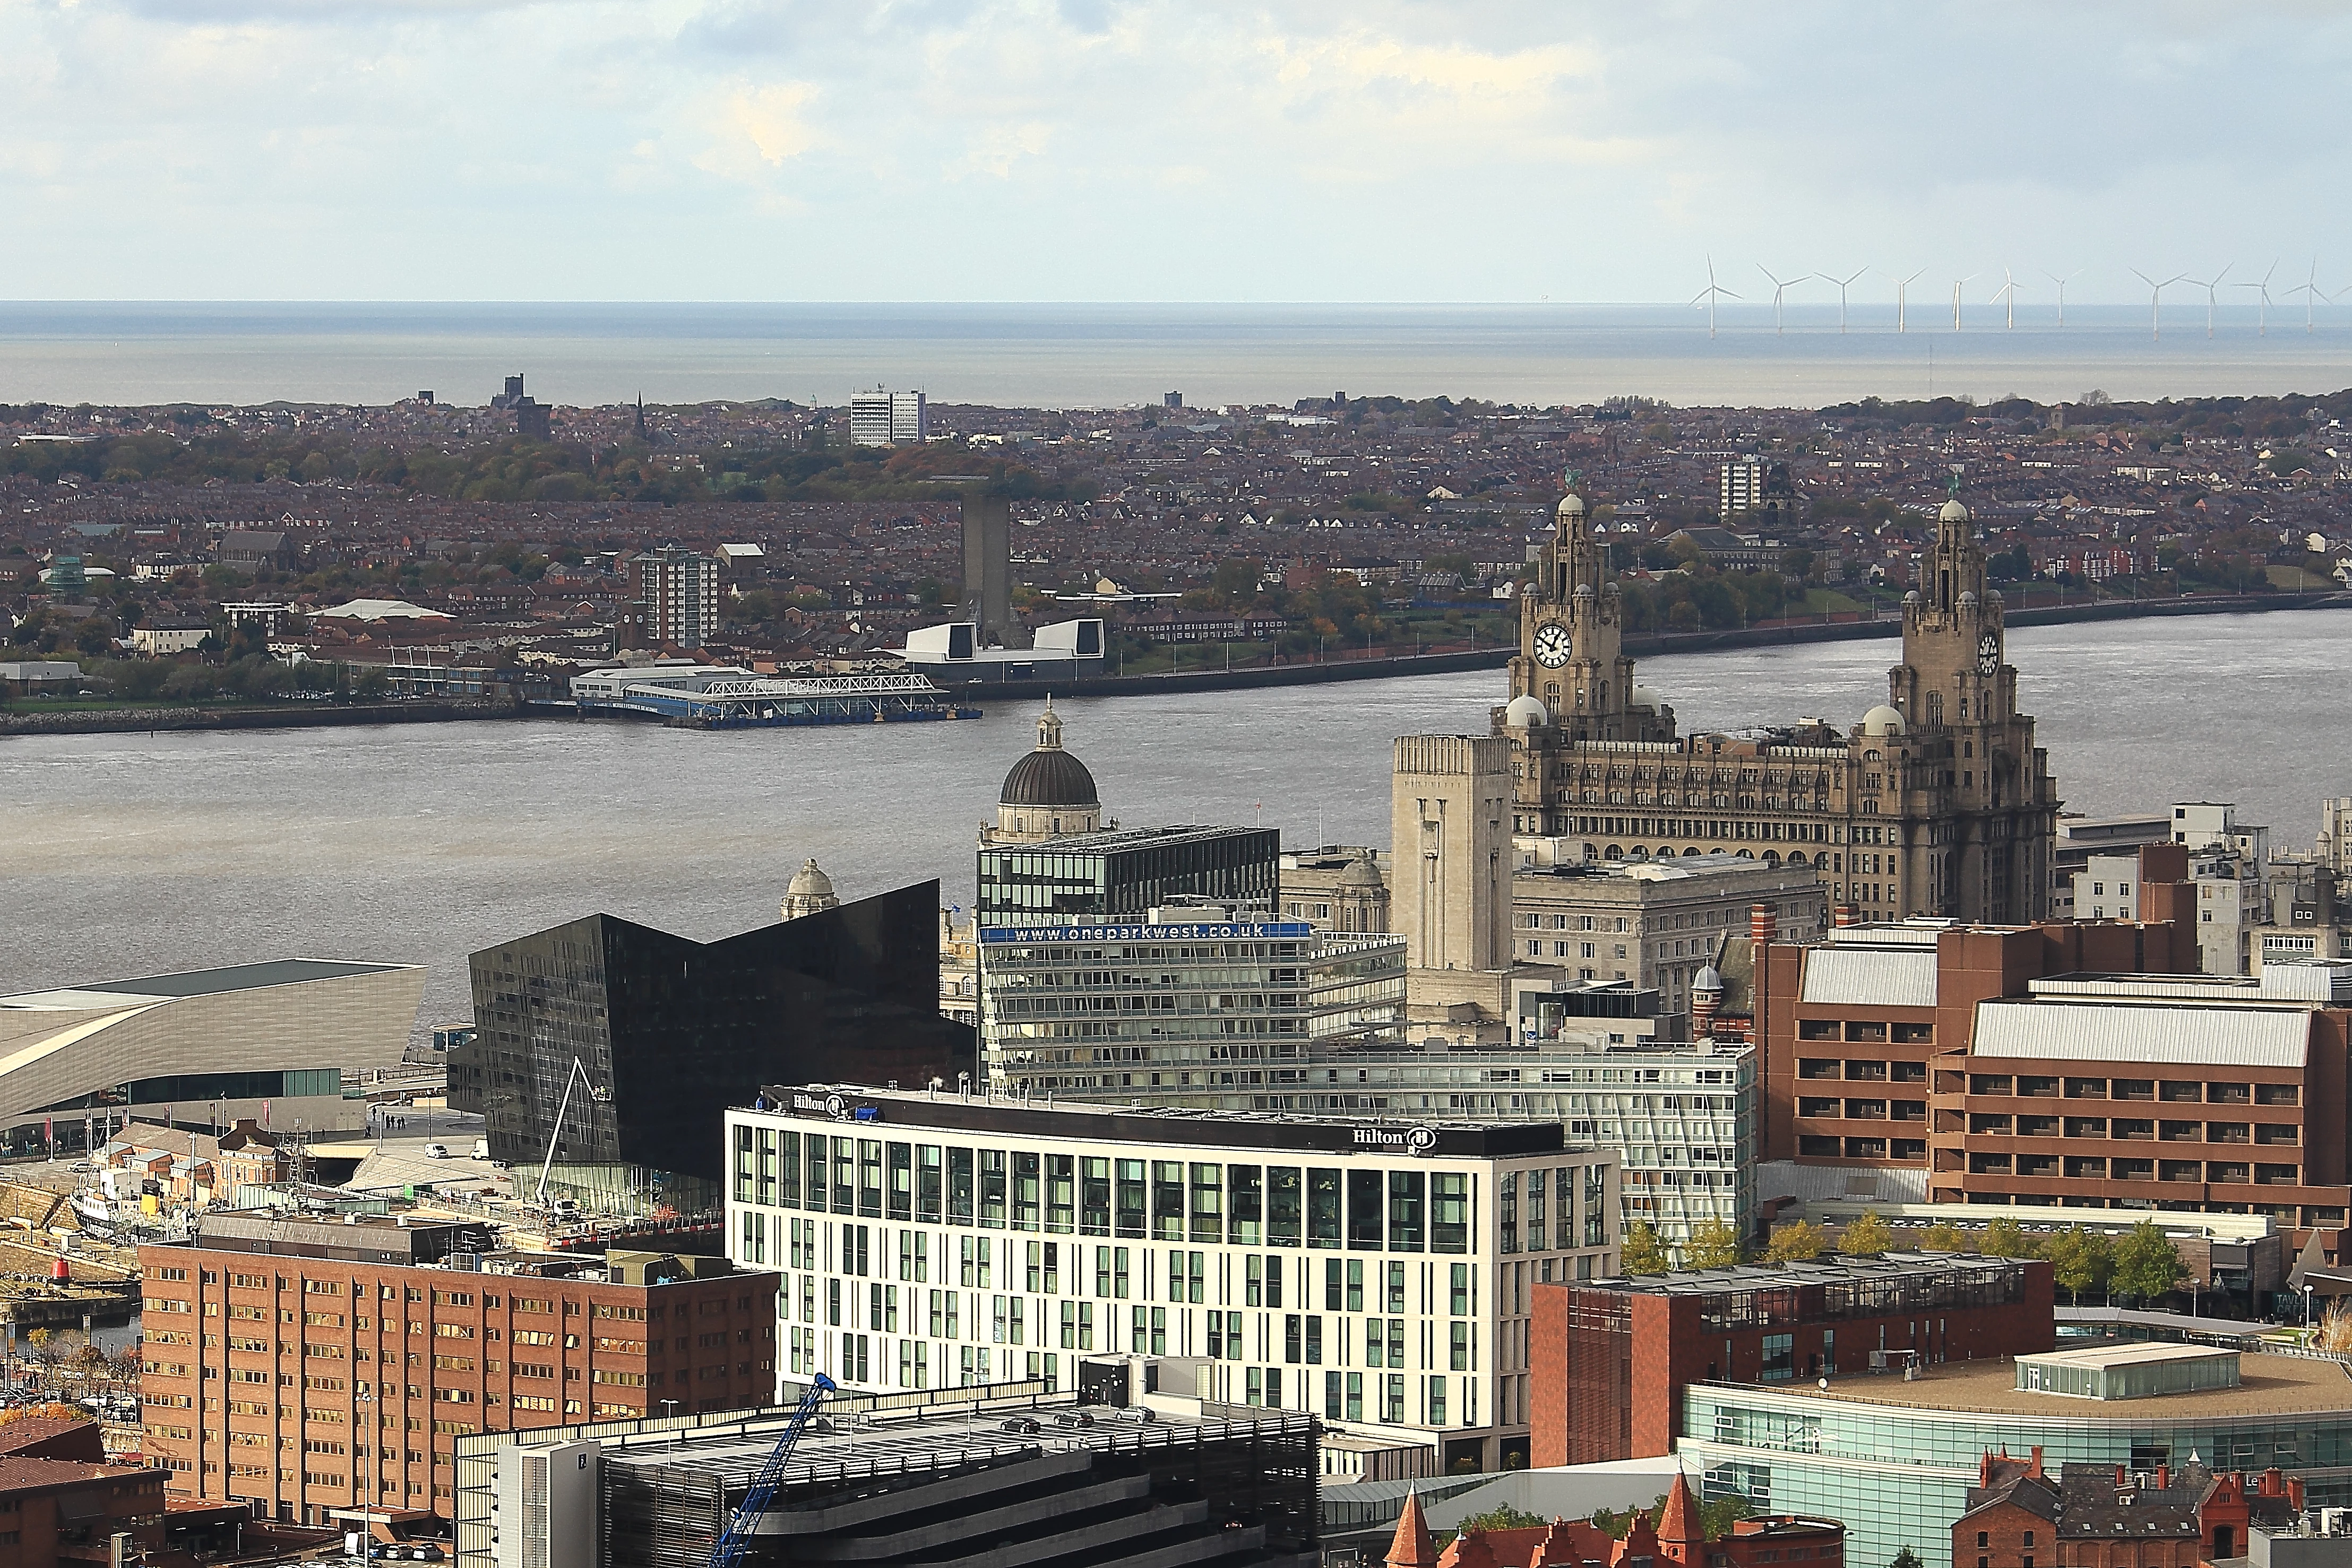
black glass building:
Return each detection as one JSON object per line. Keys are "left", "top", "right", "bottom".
{"left": 975, "top": 824, "right": 1279, "bottom": 926}
{"left": 449, "top": 881, "right": 973, "bottom": 1213}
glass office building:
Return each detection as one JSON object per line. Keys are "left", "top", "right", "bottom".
{"left": 1679, "top": 1353, "right": 2352, "bottom": 1568}
{"left": 451, "top": 882, "right": 975, "bottom": 1214}
{"left": 976, "top": 824, "right": 1279, "bottom": 925}
{"left": 979, "top": 914, "right": 1407, "bottom": 1105}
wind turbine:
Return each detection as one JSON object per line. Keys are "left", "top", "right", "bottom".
{"left": 2183, "top": 262, "right": 2233, "bottom": 338}
{"left": 1690, "top": 256, "right": 1741, "bottom": 340}
{"left": 1950, "top": 273, "right": 1980, "bottom": 331}
{"left": 2129, "top": 268, "right": 2186, "bottom": 340}
{"left": 2236, "top": 260, "right": 2279, "bottom": 337}
{"left": 2043, "top": 269, "right": 2084, "bottom": 328}
{"left": 1757, "top": 265, "right": 1812, "bottom": 335}
{"left": 1988, "top": 269, "right": 2025, "bottom": 330}
{"left": 2285, "top": 259, "right": 2331, "bottom": 335}
{"left": 1890, "top": 268, "right": 1926, "bottom": 333}
{"left": 1825, "top": 266, "right": 1868, "bottom": 333}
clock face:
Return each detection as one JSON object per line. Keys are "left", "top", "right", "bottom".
{"left": 1977, "top": 632, "right": 2000, "bottom": 675}
{"left": 1533, "top": 621, "right": 1572, "bottom": 668}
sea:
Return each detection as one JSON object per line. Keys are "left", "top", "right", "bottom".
{"left": 1, "top": 301, "right": 2349, "bottom": 410}
{"left": 3, "top": 612, "right": 2346, "bottom": 1038}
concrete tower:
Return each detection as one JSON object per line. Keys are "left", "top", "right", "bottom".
{"left": 1391, "top": 735, "right": 1512, "bottom": 971}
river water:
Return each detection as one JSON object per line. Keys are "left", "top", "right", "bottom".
{"left": 2, "top": 611, "right": 2344, "bottom": 1036}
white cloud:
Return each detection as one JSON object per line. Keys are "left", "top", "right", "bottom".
{"left": 0, "top": 1, "right": 2348, "bottom": 301}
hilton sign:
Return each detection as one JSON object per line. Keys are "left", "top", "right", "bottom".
{"left": 1352, "top": 1125, "right": 1440, "bottom": 1156}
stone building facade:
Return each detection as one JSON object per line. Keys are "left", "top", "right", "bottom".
{"left": 1491, "top": 486, "right": 2060, "bottom": 927}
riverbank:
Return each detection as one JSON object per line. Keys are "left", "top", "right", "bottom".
{"left": 959, "top": 588, "right": 2352, "bottom": 701}
{"left": 0, "top": 697, "right": 513, "bottom": 737}
{"left": 7, "top": 591, "right": 2345, "bottom": 735}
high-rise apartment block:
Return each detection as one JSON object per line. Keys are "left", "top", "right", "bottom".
{"left": 726, "top": 1085, "right": 1621, "bottom": 1474}
{"left": 632, "top": 546, "right": 720, "bottom": 649}
{"left": 850, "top": 387, "right": 927, "bottom": 446}
{"left": 1721, "top": 458, "right": 1764, "bottom": 519}
{"left": 139, "top": 1215, "right": 776, "bottom": 1526}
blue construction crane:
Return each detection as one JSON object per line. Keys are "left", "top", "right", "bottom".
{"left": 707, "top": 1374, "right": 838, "bottom": 1568}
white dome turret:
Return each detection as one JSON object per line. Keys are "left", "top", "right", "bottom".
{"left": 1506, "top": 694, "right": 1550, "bottom": 728}
{"left": 1940, "top": 498, "right": 1970, "bottom": 523}
{"left": 1860, "top": 704, "right": 1907, "bottom": 737}
{"left": 1558, "top": 493, "right": 1587, "bottom": 520}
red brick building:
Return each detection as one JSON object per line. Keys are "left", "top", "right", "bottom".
{"left": 139, "top": 1214, "right": 777, "bottom": 1524}
{"left": 0, "top": 1452, "right": 167, "bottom": 1567}
{"left": 1388, "top": 1472, "right": 1845, "bottom": 1568}
{"left": 1955, "top": 1449, "right": 2304, "bottom": 1568}
{"left": 1528, "top": 1252, "right": 2055, "bottom": 1468}
{"left": 1754, "top": 848, "right": 2352, "bottom": 1257}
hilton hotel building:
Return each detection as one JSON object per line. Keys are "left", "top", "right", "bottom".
{"left": 725, "top": 1085, "right": 1621, "bottom": 1475}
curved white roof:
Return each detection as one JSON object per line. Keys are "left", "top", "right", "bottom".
{"left": 316, "top": 598, "right": 450, "bottom": 622}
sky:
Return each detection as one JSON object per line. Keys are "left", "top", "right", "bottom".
{"left": 4, "top": 1, "right": 2351, "bottom": 304}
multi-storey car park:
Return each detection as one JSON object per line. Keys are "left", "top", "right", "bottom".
{"left": 725, "top": 1084, "right": 1621, "bottom": 1476}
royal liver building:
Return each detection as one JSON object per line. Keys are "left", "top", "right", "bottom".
{"left": 1496, "top": 485, "right": 2058, "bottom": 924}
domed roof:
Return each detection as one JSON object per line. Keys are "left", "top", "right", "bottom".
{"left": 1001, "top": 701, "right": 1099, "bottom": 808}
{"left": 1573, "top": 581, "right": 1596, "bottom": 598}
{"left": 1340, "top": 854, "right": 1384, "bottom": 889}
{"left": 1693, "top": 964, "right": 1724, "bottom": 994}
{"left": 1630, "top": 684, "right": 1660, "bottom": 711}
{"left": 1958, "top": 589, "right": 1978, "bottom": 608}
{"left": 786, "top": 858, "right": 837, "bottom": 900}
{"left": 1505, "top": 694, "right": 1550, "bottom": 728}
{"left": 1860, "top": 704, "right": 1907, "bottom": 737}
{"left": 1903, "top": 589, "right": 1922, "bottom": 604}
{"left": 1940, "top": 498, "right": 1971, "bottom": 523}
{"left": 1558, "top": 492, "right": 1587, "bottom": 517}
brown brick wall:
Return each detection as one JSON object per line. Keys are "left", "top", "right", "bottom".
{"left": 137, "top": 1245, "right": 777, "bottom": 1524}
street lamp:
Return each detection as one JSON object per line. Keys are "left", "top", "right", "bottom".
{"left": 353, "top": 1386, "right": 375, "bottom": 1566}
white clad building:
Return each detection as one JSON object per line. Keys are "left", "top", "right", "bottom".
{"left": 725, "top": 1084, "right": 1621, "bottom": 1475}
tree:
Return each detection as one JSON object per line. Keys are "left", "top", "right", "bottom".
{"left": 1978, "top": 1217, "right": 2041, "bottom": 1259}
{"left": 1622, "top": 1220, "right": 1670, "bottom": 1276}
{"left": 1920, "top": 1220, "right": 1972, "bottom": 1253}
{"left": 1459, "top": 1504, "right": 1546, "bottom": 1532}
{"left": 2112, "top": 1221, "right": 2187, "bottom": 1304}
{"left": 1764, "top": 1220, "right": 1827, "bottom": 1262}
{"left": 1701, "top": 1495, "right": 1755, "bottom": 1541}
{"left": 1891, "top": 1548, "right": 1925, "bottom": 1568}
{"left": 2045, "top": 1226, "right": 2115, "bottom": 1304}
{"left": 1839, "top": 1211, "right": 1896, "bottom": 1256}
{"left": 1685, "top": 1218, "right": 1746, "bottom": 1270}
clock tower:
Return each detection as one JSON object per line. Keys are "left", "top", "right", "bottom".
{"left": 1882, "top": 493, "right": 2056, "bottom": 921}
{"left": 1510, "top": 488, "right": 1675, "bottom": 744}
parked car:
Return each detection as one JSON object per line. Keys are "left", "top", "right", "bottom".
{"left": 422, "top": 1143, "right": 450, "bottom": 1159}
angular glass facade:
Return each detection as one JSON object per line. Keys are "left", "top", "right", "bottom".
{"left": 976, "top": 825, "right": 1279, "bottom": 925}
{"left": 451, "top": 882, "right": 976, "bottom": 1212}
